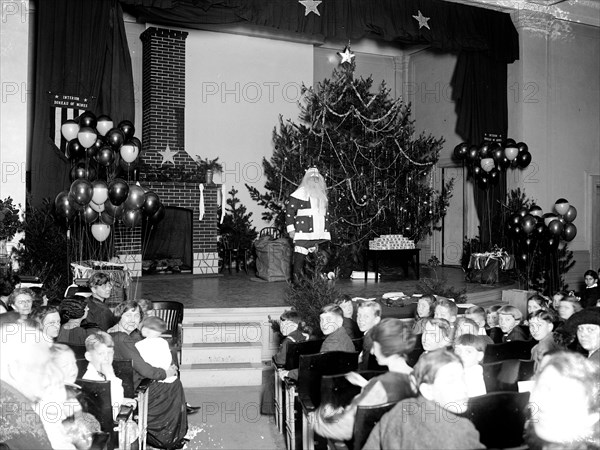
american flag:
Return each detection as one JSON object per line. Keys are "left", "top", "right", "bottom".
{"left": 49, "top": 92, "right": 91, "bottom": 157}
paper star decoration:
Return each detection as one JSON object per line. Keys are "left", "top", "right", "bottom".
{"left": 412, "top": 10, "right": 431, "bottom": 30}
{"left": 158, "top": 144, "right": 178, "bottom": 165}
{"left": 338, "top": 46, "right": 355, "bottom": 65}
{"left": 299, "top": 0, "right": 321, "bottom": 16}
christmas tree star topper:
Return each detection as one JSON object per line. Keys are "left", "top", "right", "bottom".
{"left": 299, "top": 0, "right": 321, "bottom": 16}
{"left": 338, "top": 46, "right": 355, "bottom": 65}
{"left": 413, "top": 10, "right": 431, "bottom": 30}
{"left": 158, "top": 144, "right": 178, "bottom": 165}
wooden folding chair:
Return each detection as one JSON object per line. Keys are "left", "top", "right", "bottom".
{"left": 483, "top": 359, "right": 535, "bottom": 392}
{"left": 350, "top": 401, "right": 398, "bottom": 450}
{"left": 483, "top": 340, "right": 536, "bottom": 363}
{"left": 151, "top": 301, "right": 184, "bottom": 364}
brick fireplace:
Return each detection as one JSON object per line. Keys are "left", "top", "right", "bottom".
{"left": 113, "top": 26, "right": 219, "bottom": 277}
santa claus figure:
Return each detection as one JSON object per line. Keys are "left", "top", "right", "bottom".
{"left": 285, "top": 167, "right": 331, "bottom": 281}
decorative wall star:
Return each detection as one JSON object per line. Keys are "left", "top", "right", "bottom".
{"left": 338, "top": 46, "right": 355, "bottom": 64}
{"left": 412, "top": 10, "right": 431, "bottom": 30}
{"left": 158, "top": 144, "right": 178, "bottom": 165}
{"left": 299, "top": 0, "right": 322, "bottom": 16}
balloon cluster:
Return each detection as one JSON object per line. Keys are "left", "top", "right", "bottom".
{"left": 506, "top": 198, "right": 577, "bottom": 258}
{"left": 453, "top": 139, "right": 533, "bottom": 190}
{"left": 55, "top": 111, "right": 165, "bottom": 242}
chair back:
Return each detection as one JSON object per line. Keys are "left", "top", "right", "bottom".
{"left": 351, "top": 401, "right": 398, "bottom": 450}
{"left": 465, "top": 391, "right": 531, "bottom": 449}
{"left": 76, "top": 358, "right": 88, "bottom": 379}
{"left": 67, "top": 343, "right": 88, "bottom": 360}
{"left": 77, "top": 378, "right": 117, "bottom": 450}
{"left": 351, "top": 337, "right": 364, "bottom": 352}
{"left": 151, "top": 301, "right": 184, "bottom": 341}
{"left": 320, "top": 370, "right": 385, "bottom": 409}
{"left": 483, "top": 359, "right": 535, "bottom": 392}
{"left": 259, "top": 227, "right": 281, "bottom": 239}
{"left": 297, "top": 351, "right": 359, "bottom": 413}
{"left": 283, "top": 338, "right": 324, "bottom": 370}
{"left": 483, "top": 340, "right": 536, "bottom": 363}
{"left": 113, "top": 359, "right": 136, "bottom": 398}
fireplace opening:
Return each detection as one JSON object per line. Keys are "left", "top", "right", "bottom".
{"left": 142, "top": 206, "right": 193, "bottom": 275}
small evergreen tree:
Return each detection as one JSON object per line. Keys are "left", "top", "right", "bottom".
{"left": 218, "top": 187, "right": 257, "bottom": 249}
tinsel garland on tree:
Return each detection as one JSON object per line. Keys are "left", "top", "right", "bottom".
{"left": 247, "top": 49, "right": 453, "bottom": 274}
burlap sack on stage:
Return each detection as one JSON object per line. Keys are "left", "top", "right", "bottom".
{"left": 254, "top": 237, "right": 292, "bottom": 282}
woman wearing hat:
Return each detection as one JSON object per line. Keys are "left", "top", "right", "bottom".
{"left": 565, "top": 307, "right": 600, "bottom": 361}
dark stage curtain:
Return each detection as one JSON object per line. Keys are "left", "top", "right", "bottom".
{"left": 30, "top": 0, "right": 134, "bottom": 206}
{"left": 451, "top": 51, "right": 508, "bottom": 247}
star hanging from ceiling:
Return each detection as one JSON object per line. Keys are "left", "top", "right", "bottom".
{"left": 338, "top": 46, "right": 355, "bottom": 65}
{"left": 412, "top": 10, "right": 431, "bottom": 30}
{"left": 158, "top": 144, "right": 178, "bottom": 165}
{"left": 299, "top": 0, "right": 322, "bottom": 16}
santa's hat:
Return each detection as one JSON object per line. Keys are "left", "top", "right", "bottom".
{"left": 305, "top": 167, "right": 320, "bottom": 177}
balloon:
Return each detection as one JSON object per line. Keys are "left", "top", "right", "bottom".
{"left": 100, "top": 211, "right": 116, "bottom": 225}
{"left": 491, "top": 145, "right": 504, "bottom": 163}
{"left": 61, "top": 120, "right": 79, "bottom": 141}
{"left": 118, "top": 120, "right": 135, "bottom": 141}
{"left": 523, "top": 237, "right": 535, "bottom": 250}
{"left": 488, "top": 168, "right": 500, "bottom": 185}
{"left": 554, "top": 198, "right": 570, "bottom": 216}
{"left": 529, "top": 204, "right": 543, "bottom": 218}
{"left": 467, "top": 146, "right": 479, "bottom": 163}
{"left": 510, "top": 213, "right": 522, "bottom": 227}
{"left": 518, "top": 253, "right": 528, "bottom": 263}
{"left": 122, "top": 208, "right": 143, "bottom": 228}
{"left": 543, "top": 213, "right": 558, "bottom": 227}
{"left": 70, "top": 165, "right": 88, "bottom": 181}
{"left": 96, "top": 146, "right": 114, "bottom": 167}
{"left": 78, "top": 111, "right": 97, "bottom": 129}
{"left": 498, "top": 156, "right": 511, "bottom": 171}
{"left": 478, "top": 142, "right": 491, "bottom": 159}
{"left": 54, "top": 191, "right": 76, "bottom": 220}
{"left": 82, "top": 205, "right": 99, "bottom": 224}
{"left": 517, "top": 208, "right": 529, "bottom": 218}
{"left": 91, "top": 223, "right": 111, "bottom": 242}
{"left": 124, "top": 185, "right": 145, "bottom": 210}
{"left": 564, "top": 205, "right": 577, "bottom": 223}
{"left": 517, "top": 151, "right": 532, "bottom": 168}
{"left": 106, "top": 128, "right": 125, "bottom": 149}
{"left": 505, "top": 146, "right": 519, "bottom": 161}
{"left": 545, "top": 236, "right": 559, "bottom": 252}
{"left": 148, "top": 203, "right": 165, "bottom": 225}
{"left": 77, "top": 127, "right": 97, "bottom": 149}
{"left": 480, "top": 158, "right": 495, "bottom": 173}
{"left": 534, "top": 222, "right": 546, "bottom": 237}
{"left": 477, "top": 174, "right": 489, "bottom": 190}
{"left": 91, "top": 180, "right": 109, "bottom": 205}
{"left": 142, "top": 191, "right": 161, "bottom": 217}
{"left": 89, "top": 134, "right": 106, "bottom": 155}
{"left": 517, "top": 142, "right": 528, "bottom": 154}
{"left": 104, "top": 199, "right": 124, "bottom": 218}
{"left": 68, "top": 194, "right": 84, "bottom": 211}
{"left": 130, "top": 137, "right": 142, "bottom": 150}
{"left": 96, "top": 115, "right": 114, "bottom": 136}
{"left": 69, "top": 179, "right": 93, "bottom": 205}
{"left": 89, "top": 201, "right": 105, "bottom": 213}
{"left": 562, "top": 223, "right": 577, "bottom": 242}
{"left": 108, "top": 179, "right": 129, "bottom": 206}
{"left": 548, "top": 219, "right": 564, "bottom": 236}
{"left": 120, "top": 143, "right": 139, "bottom": 163}
{"left": 505, "top": 138, "right": 517, "bottom": 147}
{"left": 454, "top": 143, "right": 468, "bottom": 160}
{"left": 67, "top": 139, "right": 86, "bottom": 160}
{"left": 520, "top": 214, "right": 537, "bottom": 234}
{"left": 472, "top": 166, "right": 482, "bottom": 179}
{"left": 512, "top": 225, "right": 524, "bottom": 239}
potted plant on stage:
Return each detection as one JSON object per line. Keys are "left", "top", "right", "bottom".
{"left": 0, "top": 197, "right": 24, "bottom": 273}
{"left": 196, "top": 157, "right": 223, "bottom": 185}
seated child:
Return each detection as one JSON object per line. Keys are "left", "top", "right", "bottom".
{"left": 412, "top": 295, "right": 435, "bottom": 335}
{"left": 498, "top": 305, "right": 529, "bottom": 342}
{"left": 529, "top": 310, "right": 562, "bottom": 372}
{"left": 485, "top": 305, "right": 504, "bottom": 343}
{"left": 320, "top": 304, "right": 356, "bottom": 353}
{"left": 433, "top": 298, "right": 458, "bottom": 332}
{"left": 526, "top": 294, "right": 550, "bottom": 325}
{"left": 453, "top": 317, "right": 494, "bottom": 346}
{"left": 135, "top": 316, "right": 177, "bottom": 383}
{"left": 454, "top": 334, "right": 488, "bottom": 397}
{"left": 464, "top": 306, "right": 488, "bottom": 336}
{"left": 356, "top": 301, "right": 382, "bottom": 369}
{"left": 82, "top": 331, "right": 136, "bottom": 420}
{"left": 363, "top": 349, "right": 484, "bottom": 450}
{"left": 335, "top": 294, "right": 361, "bottom": 339}
{"left": 312, "top": 319, "right": 417, "bottom": 441}
{"left": 421, "top": 318, "right": 453, "bottom": 353}
{"left": 137, "top": 298, "right": 155, "bottom": 317}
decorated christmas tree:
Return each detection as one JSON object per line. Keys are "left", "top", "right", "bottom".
{"left": 247, "top": 47, "right": 453, "bottom": 276}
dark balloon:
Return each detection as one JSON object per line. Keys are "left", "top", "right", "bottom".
{"left": 488, "top": 168, "right": 500, "bottom": 185}
{"left": 124, "top": 185, "right": 145, "bottom": 210}
{"left": 69, "top": 179, "right": 93, "bottom": 205}
{"left": 520, "top": 214, "right": 537, "bottom": 234}
{"left": 478, "top": 142, "right": 491, "bottom": 159}
{"left": 491, "top": 145, "right": 504, "bottom": 163}
{"left": 547, "top": 219, "right": 564, "bottom": 236}
{"left": 498, "top": 156, "right": 511, "bottom": 171}
{"left": 511, "top": 159, "right": 519, "bottom": 169}
{"left": 118, "top": 120, "right": 135, "bottom": 141}
{"left": 104, "top": 199, "right": 124, "bottom": 218}
{"left": 523, "top": 237, "right": 535, "bottom": 250}
{"left": 517, "top": 151, "right": 532, "bottom": 168}
{"left": 106, "top": 128, "right": 125, "bottom": 149}
{"left": 510, "top": 213, "right": 521, "bottom": 227}
{"left": 82, "top": 204, "right": 99, "bottom": 224}
{"left": 96, "top": 146, "right": 115, "bottom": 167}
{"left": 534, "top": 222, "right": 546, "bottom": 237}
{"left": 108, "top": 179, "right": 129, "bottom": 206}
{"left": 529, "top": 204, "right": 543, "bottom": 218}
{"left": 562, "top": 223, "right": 577, "bottom": 242}
{"left": 517, "top": 208, "right": 528, "bottom": 218}
{"left": 518, "top": 253, "right": 528, "bottom": 263}
{"left": 477, "top": 174, "right": 489, "bottom": 190}
{"left": 467, "top": 145, "right": 479, "bottom": 163}
{"left": 517, "top": 142, "right": 529, "bottom": 154}
{"left": 454, "top": 142, "right": 468, "bottom": 160}
{"left": 67, "top": 139, "right": 86, "bottom": 160}
{"left": 78, "top": 111, "right": 97, "bottom": 129}
{"left": 70, "top": 165, "right": 88, "bottom": 181}
{"left": 472, "top": 166, "right": 482, "bottom": 179}
{"left": 142, "top": 191, "right": 161, "bottom": 217}
{"left": 564, "top": 205, "right": 577, "bottom": 223}
{"left": 68, "top": 194, "right": 84, "bottom": 211}
{"left": 148, "top": 203, "right": 165, "bottom": 225}
{"left": 505, "top": 138, "right": 517, "bottom": 147}
{"left": 122, "top": 208, "right": 143, "bottom": 228}
{"left": 100, "top": 211, "right": 116, "bottom": 225}
{"left": 130, "top": 137, "right": 142, "bottom": 150}
{"left": 54, "top": 191, "right": 76, "bottom": 220}
{"left": 88, "top": 135, "right": 106, "bottom": 159}
{"left": 545, "top": 237, "right": 559, "bottom": 252}
{"left": 512, "top": 225, "right": 524, "bottom": 239}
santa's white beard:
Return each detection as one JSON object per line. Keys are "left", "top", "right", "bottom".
{"left": 306, "top": 181, "right": 327, "bottom": 215}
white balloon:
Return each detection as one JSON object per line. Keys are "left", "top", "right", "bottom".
{"left": 96, "top": 119, "right": 114, "bottom": 136}
{"left": 91, "top": 223, "right": 111, "bottom": 242}
{"left": 89, "top": 201, "right": 105, "bottom": 213}
{"left": 120, "top": 144, "right": 139, "bottom": 163}
{"left": 61, "top": 121, "right": 80, "bottom": 141}
{"left": 480, "top": 158, "right": 495, "bottom": 173}
{"left": 78, "top": 127, "right": 97, "bottom": 148}
{"left": 505, "top": 146, "right": 519, "bottom": 161}
{"left": 92, "top": 182, "right": 109, "bottom": 205}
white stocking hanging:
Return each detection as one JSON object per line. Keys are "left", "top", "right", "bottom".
{"left": 198, "top": 183, "right": 205, "bottom": 221}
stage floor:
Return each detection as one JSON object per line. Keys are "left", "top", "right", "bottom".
{"left": 130, "top": 266, "right": 516, "bottom": 309}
